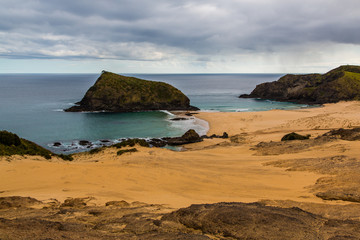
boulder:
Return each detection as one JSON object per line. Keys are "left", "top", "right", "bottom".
{"left": 281, "top": 132, "right": 310, "bottom": 141}
{"left": 165, "top": 129, "right": 202, "bottom": 146}
{"left": 65, "top": 71, "right": 199, "bottom": 112}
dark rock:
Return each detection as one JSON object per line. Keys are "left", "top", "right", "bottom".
{"left": 65, "top": 71, "right": 199, "bottom": 112}
{"left": 221, "top": 132, "right": 229, "bottom": 138}
{"left": 53, "top": 142, "right": 61, "bottom": 147}
{"left": 149, "top": 138, "right": 167, "bottom": 147}
{"left": 201, "top": 132, "right": 229, "bottom": 139}
{"left": 166, "top": 129, "right": 202, "bottom": 146}
{"left": 322, "top": 128, "right": 360, "bottom": 141}
{"left": 239, "top": 65, "right": 360, "bottom": 104}
{"left": 316, "top": 191, "right": 360, "bottom": 203}
{"left": 100, "top": 139, "right": 110, "bottom": 143}
{"left": 170, "top": 117, "right": 188, "bottom": 121}
{"left": 185, "top": 112, "right": 199, "bottom": 116}
{"left": 281, "top": 132, "right": 310, "bottom": 141}
{"left": 79, "top": 140, "right": 91, "bottom": 146}
{"left": 0, "top": 196, "right": 42, "bottom": 209}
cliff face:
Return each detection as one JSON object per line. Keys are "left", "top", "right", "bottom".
{"left": 65, "top": 71, "right": 198, "bottom": 112}
{"left": 240, "top": 65, "right": 360, "bottom": 104}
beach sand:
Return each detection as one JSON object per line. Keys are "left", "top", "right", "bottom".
{"left": 1, "top": 101, "right": 360, "bottom": 208}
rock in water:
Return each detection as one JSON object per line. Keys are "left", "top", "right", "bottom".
{"left": 65, "top": 71, "right": 199, "bottom": 112}
{"left": 239, "top": 65, "right": 360, "bottom": 104}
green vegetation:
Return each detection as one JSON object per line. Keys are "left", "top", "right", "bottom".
{"left": 117, "top": 148, "right": 138, "bottom": 156}
{"left": 57, "top": 154, "right": 74, "bottom": 161}
{"left": 0, "top": 131, "right": 52, "bottom": 159}
{"left": 65, "top": 71, "right": 197, "bottom": 112}
{"left": 89, "top": 147, "right": 104, "bottom": 154}
{"left": 113, "top": 138, "right": 149, "bottom": 148}
{"left": 0, "top": 130, "right": 74, "bottom": 161}
{"left": 243, "top": 65, "right": 360, "bottom": 104}
{"left": 281, "top": 132, "right": 310, "bottom": 141}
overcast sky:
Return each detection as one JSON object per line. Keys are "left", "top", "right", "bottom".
{"left": 1, "top": 0, "right": 360, "bottom": 73}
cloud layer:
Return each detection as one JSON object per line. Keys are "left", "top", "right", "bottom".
{"left": 1, "top": 0, "right": 360, "bottom": 72}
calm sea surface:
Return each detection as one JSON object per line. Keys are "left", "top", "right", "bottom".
{"left": 0, "top": 73, "right": 308, "bottom": 152}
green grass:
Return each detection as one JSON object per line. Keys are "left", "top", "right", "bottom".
{"left": 0, "top": 130, "right": 73, "bottom": 161}
{"left": 113, "top": 138, "right": 149, "bottom": 148}
{"left": 117, "top": 148, "right": 138, "bottom": 156}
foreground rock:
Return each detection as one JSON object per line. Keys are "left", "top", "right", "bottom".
{"left": 1, "top": 197, "right": 360, "bottom": 239}
{"left": 163, "top": 129, "right": 203, "bottom": 146}
{"left": 240, "top": 65, "right": 360, "bottom": 104}
{"left": 65, "top": 71, "right": 199, "bottom": 112}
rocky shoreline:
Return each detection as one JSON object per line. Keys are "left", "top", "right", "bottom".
{"left": 240, "top": 65, "right": 360, "bottom": 104}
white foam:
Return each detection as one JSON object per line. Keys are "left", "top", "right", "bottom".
{"left": 159, "top": 110, "right": 175, "bottom": 116}
{"left": 235, "top": 108, "right": 249, "bottom": 112}
{"left": 53, "top": 109, "right": 64, "bottom": 112}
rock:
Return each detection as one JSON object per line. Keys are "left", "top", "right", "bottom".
{"left": 53, "top": 142, "right": 62, "bottom": 147}
{"left": 79, "top": 140, "right": 91, "bottom": 146}
{"left": 201, "top": 132, "right": 228, "bottom": 139}
{"left": 281, "top": 132, "right": 310, "bottom": 141}
{"left": 65, "top": 71, "right": 199, "bottom": 112}
{"left": 149, "top": 138, "right": 167, "bottom": 147}
{"left": 239, "top": 65, "right": 360, "bottom": 104}
{"left": 316, "top": 191, "right": 360, "bottom": 203}
{"left": 165, "top": 129, "right": 202, "bottom": 146}
{"left": 161, "top": 202, "right": 360, "bottom": 239}
{"left": 221, "top": 132, "right": 229, "bottom": 138}
{"left": 322, "top": 127, "right": 360, "bottom": 141}
{"left": 170, "top": 117, "right": 188, "bottom": 121}
{"left": 60, "top": 198, "right": 89, "bottom": 208}
{"left": 105, "top": 200, "right": 130, "bottom": 207}
{"left": 0, "top": 196, "right": 42, "bottom": 209}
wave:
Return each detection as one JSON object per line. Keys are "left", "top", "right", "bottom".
{"left": 159, "top": 110, "right": 175, "bottom": 116}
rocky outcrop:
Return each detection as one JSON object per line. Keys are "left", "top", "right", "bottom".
{"left": 65, "top": 71, "right": 199, "bottom": 112}
{"left": 240, "top": 65, "right": 360, "bottom": 104}
{"left": 163, "top": 129, "right": 202, "bottom": 146}
{"left": 2, "top": 197, "right": 360, "bottom": 239}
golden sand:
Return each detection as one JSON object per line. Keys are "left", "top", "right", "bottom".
{"left": 1, "top": 101, "right": 360, "bottom": 208}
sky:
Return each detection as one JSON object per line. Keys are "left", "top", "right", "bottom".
{"left": 1, "top": 0, "right": 360, "bottom": 73}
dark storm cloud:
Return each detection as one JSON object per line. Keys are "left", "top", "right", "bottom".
{"left": 0, "top": 0, "right": 360, "bottom": 60}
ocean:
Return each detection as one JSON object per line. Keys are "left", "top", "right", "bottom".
{"left": 0, "top": 73, "right": 308, "bottom": 153}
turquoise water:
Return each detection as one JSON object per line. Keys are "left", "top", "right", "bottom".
{"left": 0, "top": 73, "right": 308, "bottom": 153}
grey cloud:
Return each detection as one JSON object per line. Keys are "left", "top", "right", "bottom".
{"left": 0, "top": 0, "right": 360, "bottom": 60}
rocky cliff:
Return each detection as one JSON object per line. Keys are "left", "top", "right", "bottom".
{"left": 240, "top": 65, "right": 360, "bottom": 104}
{"left": 65, "top": 71, "right": 198, "bottom": 112}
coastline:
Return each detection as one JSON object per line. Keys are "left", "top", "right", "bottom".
{"left": 3, "top": 101, "right": 360, "bottom": 208}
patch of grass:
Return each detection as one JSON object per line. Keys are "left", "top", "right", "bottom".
{"left": 89, "top": 147, "right": 104, "bottom": 154}
{"left": 0, "top": 131, "right": 53, "bottom": 159}
{"left": 117, "top": 148, "right": 138, "bottom": 156}
{"left": 57, "top": 154, "right": 74, "bottom": 161}
{"left": 113, "top": 139, "right": 149, "bottom": 148}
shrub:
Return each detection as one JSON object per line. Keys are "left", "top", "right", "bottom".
{"left": 57, "top": 154, "right": 74, "bottom": 161}
{"left": 113, "top": 139, "right": 149, "bottom": 148}
{"left": 117, "top": 148, "right": 138, "bottom": 156}
{"left": 0, "top": 131, "right": 21, "bottom": 146}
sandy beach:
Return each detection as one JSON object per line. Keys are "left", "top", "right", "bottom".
{"left": 2, "top": 101, "right": 360, "bottom": 209}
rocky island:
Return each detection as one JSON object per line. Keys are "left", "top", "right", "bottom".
{"left": 240, "top": 65, "right": 360, "bottom": 104}
{"left": 65, "top": 71, "right": 198, "bottom": 112}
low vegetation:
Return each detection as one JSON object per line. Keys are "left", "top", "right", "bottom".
{"left": 0, "top": 130, "right": 73, "bottom": 161}
{"left": 117, "top": 148, "right": 138, "bottom": 156}
{"left": 281, "top": 132, "right": 310, "bottom": 141}
{"left": 113, "top": 138, "right": 149, "bottom": 148}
